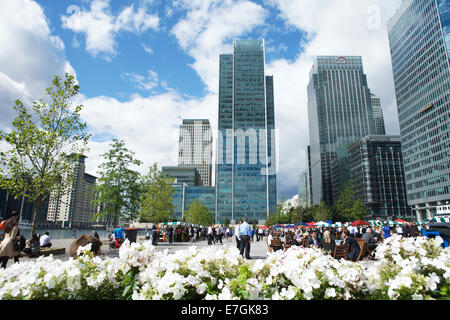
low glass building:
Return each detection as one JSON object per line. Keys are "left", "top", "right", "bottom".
{"left": 172, "top": 184, "right": 216, "bottom": 221}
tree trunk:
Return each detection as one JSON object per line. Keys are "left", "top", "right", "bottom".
{"left": 31, "top": 199, "right": 41, "bottom": 236}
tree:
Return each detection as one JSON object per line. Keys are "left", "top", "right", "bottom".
{"left": 334, "top": 181, "right": 367, "bottom": 221}
{"left": 139, "top": 163, "right": 175, "bottom": 223}
{"left": 184, "top": 199, "right": 214, "bottom": 226}
{"left": 0, "top": 74, "right": 90, "bottom": 235}
{"left": 92, "top": 139, "right": 142, "bottom": 228}
{"left": 313, "top": 202, "right": 333, "bottom": 222}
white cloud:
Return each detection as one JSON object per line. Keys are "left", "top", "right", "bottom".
{"left": 263, "top": 0, "right": 404, "bottom": 196}
{"left": 77, "top": 91, "right": 218, "bottom": 178}
{"left": 61, "top": 0, "right": 159, "bottom": 60}
{"left": 172, "top": 0, "right": 268, "bottom": 93}
{"left": 122, "top": 70, "right": 160, "bottom": 92}
{"left": 0, "top": 0, "right": 75, "bottom": 128}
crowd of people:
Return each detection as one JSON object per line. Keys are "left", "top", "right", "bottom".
{"left": 265, "top": 221, "right": 429, "bottom": 261}
{"left": 0, "top": 212, "right": 435, "bottom": 269}
{"left": 0, "top": 211, "right": 56, "bottom": 268}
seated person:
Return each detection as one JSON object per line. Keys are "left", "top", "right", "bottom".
{"left": 69, "top": 234, "right": 103, "bottom": 258}
{"left": 270, "top": 232, "right": 284, "bottom": 252}
{"left": 285, "top": 231, "right": 296, "bottom": 246}
{"left": 319, "top": 230, "right": 335, "bottom": 255}
{"left": 362, "top": 228, "right": 377, "bottom": 251}
{"left": 342, "top": 230, "right": 361, "bottom": 262}
{"left": 39, "top": 232, "right": 52, "bottom": 248}
{"left": 24, "top": 233, "right": 40, "bottom": 257}
{"left": 307, "top": 232, "right": 320, "bottom": 248}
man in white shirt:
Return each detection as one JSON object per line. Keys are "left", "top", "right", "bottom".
{"left": 207, "top": 225, "right": 214, "bottom": 245}
{"left": 235, "top": 221, "right": 241, "bottom": 250}
{"left": 40, "top": 232, "right": 52, "bottom": 248}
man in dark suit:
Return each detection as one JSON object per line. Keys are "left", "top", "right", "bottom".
{"left": 307, "top": 232, "right": 320, "bottom": 248}
{"left": 342, "top": 229, "right": 361, "bottom": 261}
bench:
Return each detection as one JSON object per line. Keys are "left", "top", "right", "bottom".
{"left": 20, "top": 247, "right": 66, "bottom": 258}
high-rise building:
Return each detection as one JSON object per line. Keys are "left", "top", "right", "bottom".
{"left": 298, "top": 145, "right": 313, "bottom": 207}
{"left": 370, "top": 94, "right": 386, "bottom": 135}
{"left": 387, "top": 0, "right": 450, "bottom": 221}
{"left": 216, "top": 39, "right": 277, "bottom": 224}
{"left": 162, "top": 166, "right": 202, "bottom": 186}
{"left": 178, "top": 119, "right": 213, "bottom": 186}
{"left": 47, "top": 155, "right": 97, "bottom": 228}
{"left": 348, "top": 135, "right": 412, "bottom": 220}
{"left": 307, "top": 56, "right": 377, "bottom": 206}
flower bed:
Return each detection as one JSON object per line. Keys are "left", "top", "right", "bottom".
{"left": 0, "top": 234, "right": 448, "bottom": 300}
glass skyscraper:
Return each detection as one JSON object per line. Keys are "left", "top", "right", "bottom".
{"left": 387, "top": 0, "right": 450, "bottom": 221}
{"left": 348, "top": 135, "right": 412, "bottom": 220}
{"left": 371, "top": 94, "right": 386, "bottom": 135}
{"left": 307, "top": 56, "right": 377, "bottom": 206}
{"left": 216, "top": 39, "right": 277, "bottom": 224}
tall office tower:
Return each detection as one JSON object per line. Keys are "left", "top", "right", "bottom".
{"left": 47, "top": 155, "right": 97, "bottom": 228}
{"left": 371, "top": 94, "right": 386, "bottom": 135}
{"left": 348, "top": 135, "right": 412, "bottom": 220}
{"left": 216, "top": 39, "right": 277, "bottom": 224}
{"left": 298, "top": 146, "right": 313, "bottom": 207}
{"left": 307, "top": 56, "right": 376, "bottom": 206}
{"left": 387, "top": 0, "right": 450, "bottom": 221}
{"left": 178, "top": 119, "right": 212, "bottom": 187}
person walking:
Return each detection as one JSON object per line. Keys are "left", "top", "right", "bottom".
{"left": 235, "top": 220, "right": 241, "bottom": 250}
{"left": 207, "top": 224, "right": 214, "bottom": 245}
{"left": 152, "top": 224, "right": 158, "bottom": 245}
{"left": 238, "top": 217, "right": 252, "bottom": 259}
{"left": 382, "top": 224, "right": 391, "bottom": 239}
{"left": 0, "top": 211, "right": 21, "bottom": 268}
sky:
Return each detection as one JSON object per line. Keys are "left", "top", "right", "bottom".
{"left": 0, "top": 0, "right": 404, "bottom": 201}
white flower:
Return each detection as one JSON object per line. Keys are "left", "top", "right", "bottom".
{"left": 325, "top": 287, "right": 336, "bottom": 298}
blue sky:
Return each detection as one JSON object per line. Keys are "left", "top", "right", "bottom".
{"left": 0, "top": 0, "right": 404, "bottom": 201}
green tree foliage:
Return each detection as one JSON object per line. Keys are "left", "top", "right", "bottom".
{"left": 291, "top": 206, "right": 314, "bottom": 224}
{"left": 0, "top": 74, "right": 90, "bottom": 235}
{"left": 184, "top": 199, "right": 214, "bottom": 226}
{"left": 313, "top": 201, "right": 333, "bottom": 222}
{"left": 139, "top": 163, "right": 175, "bottom": 223}
{"left": 92, "top": 139, "right": 142, "bottom": 228}
{"left": 334, "top": 181, "right": 368, "bottom": 221}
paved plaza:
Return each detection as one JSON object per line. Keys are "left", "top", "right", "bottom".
{"left": 4, "top": 235, "right": 272, "bottom": 267}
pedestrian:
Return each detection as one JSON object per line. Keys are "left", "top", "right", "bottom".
{"left": 218, "top": 225, "right": 224, "bottom": 245}
{"left": 40, "top": 231, "right": 52, "bottom": 248}
{"left": 0, "top": 211, "right": 21, "bottom": 268}
{"left": 258, "top": 227, "right": 264, "bottom": 241}
{"left": 238, "top": 217, "right": 252, "bottom": 259}
{"left": 152, "top": 224, "right": 158, "bottom": 245}
{"left": 235, "top": 220, "right": 241, "bottom": 250}
{"left": 92, "top": 230, "right": 100, "bottom": 239}
{"left": 207, "top": 224, "right": 214, "bottom": 245}
{"left": 382, "top": 224, "right": 391, "bottom": 239}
